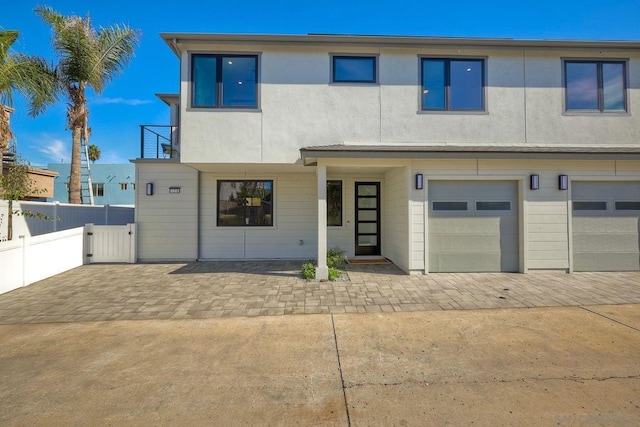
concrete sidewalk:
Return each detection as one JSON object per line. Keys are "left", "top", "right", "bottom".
{"left": 1, "top": 305, "right": 639, "bottom": 425}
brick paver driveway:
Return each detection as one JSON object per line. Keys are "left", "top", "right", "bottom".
{"left": 1, "top": 261, "right": 639, "bottom": 324}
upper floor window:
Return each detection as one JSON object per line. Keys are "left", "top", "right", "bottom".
{"left": 421, "top": 58, "right": 485, "bottom": 111}
{"left": 332, "top": 56, "right": 377, "bottom": 83}
{"left": 191, "top": 54, "right": 258, "bottom": 108}
{"left": 565, "top": 60, "right": 626, "bottom": 112}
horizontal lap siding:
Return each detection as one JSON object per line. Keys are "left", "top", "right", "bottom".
{"left": 384, "top": 167, "right": 409, "bottom": 271}
{"left": 200, "top": 173, "right": 317, "bottom": 259}
{"left": 327, "top": 177, "right": 355, "bottom": 256}
{"left": 136, "top": 163, "right": 199, "bottom": 261}
{"left": 410, "top": 200, "right": 424, "bottom": 270}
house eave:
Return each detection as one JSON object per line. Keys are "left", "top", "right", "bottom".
{"left": 160, "top": 32, "right": 640, "bottom": 56}
{"left": 300, "top": 144, "right": 640, "bottom": 164}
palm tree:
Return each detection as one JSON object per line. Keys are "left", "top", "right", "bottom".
{"left": 88, "top": 144, "right": 100, "bottom": 163}
{"left": 35, "top": 6, "right": 140, "bottom": 204}
{"left": 0, "top": 30, "right": 56, "bottom": 173}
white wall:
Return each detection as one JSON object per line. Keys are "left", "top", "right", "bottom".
{"left": 134, "top": 161, "right": 198, "bottom": 261}
{"left": 200, "top": 172, "right": 318, "bottom": 259}
{"left": 0, "top": 227, "right": 84, "bottom": 295}
{"left": 199, "top": 171, "right": 393, "bottom": 260}
{"left": 178, "top": 43, "right": 640, "bottom": 165}
{"left": 383, "top": 167, "right": 410, "bottom": 272}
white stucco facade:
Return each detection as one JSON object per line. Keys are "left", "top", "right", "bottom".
{"left": 135, "top": 34, "right": 640, "bottom": 275}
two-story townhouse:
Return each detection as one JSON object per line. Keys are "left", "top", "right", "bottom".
{"left": 134, "top": 34, "right": 640, "bottom": 278}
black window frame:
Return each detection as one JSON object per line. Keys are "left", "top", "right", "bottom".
{"left": 476, "top": 201, "right": 511, "bottom": 211}
{"left": 191, "top": 53, "right": 259, "bottom": 109}
{"left": 564, "top": 60, "right": 628, "bottom": 113}
{"left": 331, "top": 55, "right": 378, "bottom": 84}
{"left": 216, "top": 179, "right": 274, "bottom": 227}
{"left": 432, "top": 201, "right": 468, "bottom": 211}
{"left": 327, "top": 180, "right": 343, "bottom": 226}
{"left": 421, "top": 57, "right": 486, "bottom": 112}
{"left": 573, "top": 201, "right": 608, "bottom": 211}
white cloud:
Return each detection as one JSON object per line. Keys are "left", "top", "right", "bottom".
{"left": 99, "top": 150, "right": 128, "bottom": 164}
{"left": 37, "top": 138, "right": 70, "bottom": 163}
{"left": 93, "top": 97, "right": 152, "bottom": 106}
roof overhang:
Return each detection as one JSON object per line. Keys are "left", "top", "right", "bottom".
{"left": 300, "top": 144, "right": 640, "bottom": 166}
{"left": 160, "top": 33, "right": 640, "bottom": 57}
{"left": 155, "top": 93, "right": 179, "bottom": 106}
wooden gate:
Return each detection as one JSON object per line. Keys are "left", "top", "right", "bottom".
{"left": 85, "top": 223, "right": 136, "bottom": 263}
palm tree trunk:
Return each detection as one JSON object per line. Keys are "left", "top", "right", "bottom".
{"left": 0, "top": 105, "right": 13, "bottom": 180}
{"left": 67, "top": 83, "right": 87, "bottom": 204}
{"left": 68, "top": 126, "right": 82, "bottom": 204}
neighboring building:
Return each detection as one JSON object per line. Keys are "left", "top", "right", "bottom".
{"left": 47, "top": 163, "right": 135, "bottom": 206}
{"left": 134, "top": 33, "right": 640, "bottom": 277}
{"left": 1, "top": 106, "right": 58, "bottom": 201}
{"left": 0, "top": 167, "right": 57, "bottom": 202}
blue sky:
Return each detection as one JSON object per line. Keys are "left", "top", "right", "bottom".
{"left": 3, "top": 0, "right": 640, "bottom": 167}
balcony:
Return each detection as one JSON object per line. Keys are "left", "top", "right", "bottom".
{"left": 140, "top": 125, "right": 179, "bottom": 160}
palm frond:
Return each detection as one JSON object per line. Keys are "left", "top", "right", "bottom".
{"left": 34, "top": 6, "right": 66, "bottom": 31}
{"left": 0, "top": 29, "right": 58, "bottom": 114}
{"left": 12, "top": 54, "right": 59, "bottom": 116}
{"left": 0, "top": 30, "right": 19, "bottom": 62}
{"left": 90, "top": 25, "right": 140, "bottom": 93}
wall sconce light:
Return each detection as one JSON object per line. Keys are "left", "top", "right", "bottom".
{"left": 559, "top": 174, "right": 568, "bottom": 191}
{"left": 415, "top": 173, "right": 424, "bottom": 190}
{"left": 146, "top": 183, "right": 154, "bottom": 196}
{"left": 530, "top": 174, "right": 539, "bottom": 190}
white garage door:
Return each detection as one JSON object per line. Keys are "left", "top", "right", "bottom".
{"left": 572, "top": 182, "right": 640, "bottom": 272}
{"left": 428, "top": 181, "right": 519, "bottom": 272}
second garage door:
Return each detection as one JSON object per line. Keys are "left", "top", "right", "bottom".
{"left": 428, "top": 180, "right": 519, "bottom": 272}
{"left": 572, "top": 181, "right": 640, "bottom": 272}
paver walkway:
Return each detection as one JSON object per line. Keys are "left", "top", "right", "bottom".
{"left": 1, "top": 261, "right": 639, "bottom": 324}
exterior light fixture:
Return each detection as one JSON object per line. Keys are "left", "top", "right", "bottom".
{"left": 415, "top": 173, "right": 424, "bottom": 190}
{"left": 559, "top": 174, "right": 568, "bottom": 191}
{"left": 530, "top": 174, "right": 539, "bottom": 190}
{"left": 146, "top": 183, "right": 154, "bottom": 196}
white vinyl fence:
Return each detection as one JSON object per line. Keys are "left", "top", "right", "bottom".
{"left": 0, "top": 202, "right": 137, "bottom": 296}
{"left": 0, "top": 201, "right": 134, "bottom": 239}
{"left": 0, "top": 227, "right": 84, "bottom": 295}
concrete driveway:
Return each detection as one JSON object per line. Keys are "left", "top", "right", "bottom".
{"left": 1, "top": 306, "right": 639, "bottom": 425}
{"left": 1, "top": 261, "right": 640, "bottom": 324}
{"left": 1, "top": 263, "right": 639, "bottom": 425}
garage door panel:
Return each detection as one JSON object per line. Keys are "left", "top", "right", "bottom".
{"left": 428, "top": 180, "right": 519, "bottom": 273}
{"left": 430, "top": 217, "right": 500, "bottom": 233}
{"left": 429, "top": 252, "right": 519, "bottom": 273}
{"left": 573, "top": 217, "right": 639, "bottom": 233}
{"left": 574, "top": 233, "right": 639, "bottom": 253}
{"left": 573, "top": 253, "right": 640, "bottom": 272}
{"left": 430, "top": 234, "right": 500, "bottom": 252}
{"left": 572, "top": 182, "right": 640, "bottom": 272}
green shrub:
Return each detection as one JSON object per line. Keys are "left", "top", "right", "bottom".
{"left": 302, "top": 248, "right": 346, "bottom": 281}
{"left": 327, "top": 247, "right": 346, "bottom": 269}
{"left": 328, "top": 267, "right": 342, "bottom": 281}
{"left": 301, "top": 262, "right": 315, "bottom": 280}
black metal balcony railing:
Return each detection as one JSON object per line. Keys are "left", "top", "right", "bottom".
{"left": 140, "top": 125, "right": 179, "bottom": 159}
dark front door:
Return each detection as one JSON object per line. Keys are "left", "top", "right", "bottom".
{"left": 355, "top": 182, "right": 381, "bottom": 256}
